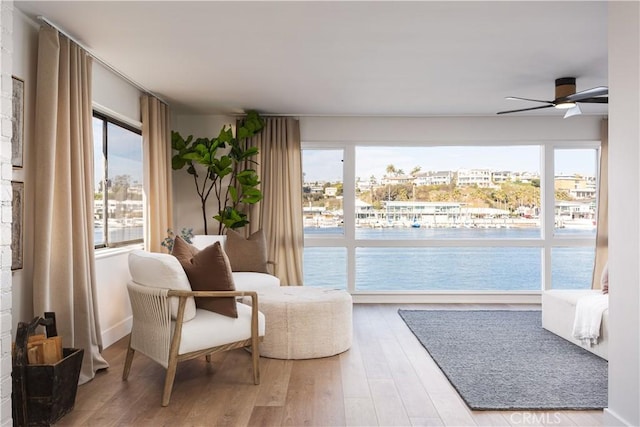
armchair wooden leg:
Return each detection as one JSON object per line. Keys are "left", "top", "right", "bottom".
{"left": 122, "top": 347, "right": 135, "bottom": 381}
{"left": 162, "top": 360, "right": 178, "bottom": 407}
{"left": 205, "top": 354, "right": 212, "bottom": 363}
{"left": 251, "top": 342, "right": 260, "bottom": 385}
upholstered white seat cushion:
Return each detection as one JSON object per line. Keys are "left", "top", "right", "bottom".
{"left": 128, "top": 250, "right": 197, "bottom": 322}
{"left": 175, "top": 303, "right": 265, "bottom": 355}
{"left": 233, "top": 272, "right": 280, "bottom": 292}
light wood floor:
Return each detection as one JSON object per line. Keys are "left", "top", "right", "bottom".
{"left": 57, "top": 304, "right": 603, "bottom": 427}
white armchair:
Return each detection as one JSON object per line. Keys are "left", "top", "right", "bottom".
{"left": 122, "top": 251, "right": 266, "bottom": 406}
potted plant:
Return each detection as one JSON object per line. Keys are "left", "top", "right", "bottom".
{"left": 160, "top": 227, "right": 194, "bottom": 253}
{"left": 171, "top": 111, "right": 265, "bottom": 235}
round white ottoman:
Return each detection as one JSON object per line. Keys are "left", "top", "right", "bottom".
{"left": 248, "top": 287, "right": 352, "bottom": 359}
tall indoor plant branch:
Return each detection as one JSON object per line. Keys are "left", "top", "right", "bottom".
{"left": 171, "top": 111, "right": 265, "bottom": 235}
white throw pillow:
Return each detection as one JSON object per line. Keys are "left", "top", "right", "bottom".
{"left": 128, "top": 250, "right": 197, "bottom": 321}
{"left": 191, "top": 235, "right": 227, "bottom": 250}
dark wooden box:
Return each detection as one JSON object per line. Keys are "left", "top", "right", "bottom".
{"left": 12, "top": 314, "right": 84, "bottom": 426}
{"left": 15, "top": 348, "right": 84, "bottom": 426}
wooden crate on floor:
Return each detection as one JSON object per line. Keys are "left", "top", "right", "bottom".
{"left": 12, "top": 313, "right": 84, "bottom": 426}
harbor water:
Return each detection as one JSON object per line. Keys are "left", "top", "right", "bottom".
{"left": 304, "top": 227, "right": 596, "bottom": 291}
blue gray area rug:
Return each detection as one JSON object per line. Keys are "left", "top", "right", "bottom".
{"left": 398, "top": 310, "right": 607, "bottom": 410}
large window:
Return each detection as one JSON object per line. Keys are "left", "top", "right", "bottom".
{"left": 303, "top": 143, "right": 599, "bottom": 294}
{"left": 93, "top": 113, "right": 143, "bottom": 248}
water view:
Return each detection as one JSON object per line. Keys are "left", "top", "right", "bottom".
{"left": 304, "top": 227, "right": 595, "bottom": 292}
{"left": 94, "top": 226, "right": 143, "bottom": 246}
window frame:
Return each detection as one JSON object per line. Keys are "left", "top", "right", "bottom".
{"left": 93, "top": 111, "right": 144, "bottom": 249}
{"left": 303, "top": 140, "right": 601, "bottom": 297}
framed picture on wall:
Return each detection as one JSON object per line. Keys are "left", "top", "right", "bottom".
{"left": 12, "top": 181, "right": 23, "bottom": 270}
{"left": 12, "top": 76, "right": 24, "bottom": 168}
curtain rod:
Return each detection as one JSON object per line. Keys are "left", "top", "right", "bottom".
{"left": 37, "top": 15, "right": 169, "bottom": 106}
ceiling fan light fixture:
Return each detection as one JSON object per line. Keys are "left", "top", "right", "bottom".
{"left": 497, "top": 77, "right": 607, "bottom": 118}
{"left": 554, "top": 102, "right": 576, "bottom": 110}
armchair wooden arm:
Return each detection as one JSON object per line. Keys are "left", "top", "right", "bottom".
{"left": 168, "top": 290, "right": 258, "bottom": 299}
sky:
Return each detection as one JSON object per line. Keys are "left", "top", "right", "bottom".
{"left": 302, "top": 146, "right": 597, "bottom": 183}
{"left": 93, "top": 118, "right": 143, "bottom": 187}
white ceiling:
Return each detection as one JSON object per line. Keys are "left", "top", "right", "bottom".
{"left": 15, "top": 1, "right": 608, "bottom": 117}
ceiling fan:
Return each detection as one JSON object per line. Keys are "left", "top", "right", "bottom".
{"left": 497, "top": 77, "right": 608, "bottom": 118}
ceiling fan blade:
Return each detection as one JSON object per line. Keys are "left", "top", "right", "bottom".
{"left": 505, "top": 96, "right": 554, "bottom": 104}
{"left": 576, "top": 97, "right": 608, "bottom": 104}
{"left": 497, "top": 105, "right": 554, "bottom": 115}
{"left": 564, "top": 86, "right": 608, "bottom": 102}
{"left": 563, "top": 104, "right": 582, "bottom": 119}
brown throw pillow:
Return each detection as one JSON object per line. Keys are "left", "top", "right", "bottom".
{"left": 172, "top": 236, "right": 238, "bottom": 318}
{"left": 225, "top": 229, "right": 269, "bottom": 273}
{"left": 171, "top": 235, "right": 199, "bottom": 259}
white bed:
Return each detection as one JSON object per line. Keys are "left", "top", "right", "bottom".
{"left": 542, "top": 289, "right": 609, "bottom": 360}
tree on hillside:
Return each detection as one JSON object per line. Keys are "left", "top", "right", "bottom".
{"left": 397, "top": 187, "right": 410, "bottom": 201}
{"left": 502, "top": 182, "right": 540, "bottom": 209}
{"left": 490, "top": 188, "right": 509, "bottom": 210}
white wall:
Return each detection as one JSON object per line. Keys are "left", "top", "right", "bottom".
{"left": 300, "top": 115, "right": 602, "bottom": 143}
{"left": 94, "top": 249, "right": 139, "bottom": 348}
{"left": 171, "top": 114, "right": 235, "bottom": 235}
{"left": 605, "top": 2, "right": 640, "bottom": 426}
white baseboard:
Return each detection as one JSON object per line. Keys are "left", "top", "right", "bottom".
{"left": 101, "top": 316, "right": 132, "bottom": 349}
{"left": 603, "top": 408, "right": 634, "bottom": 426}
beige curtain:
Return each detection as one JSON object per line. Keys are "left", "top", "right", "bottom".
{"left": 245, "top": 117, "right": 304, "bottom": 285}
{"left": 141, "top": 95, "right": 173, "bottom": 252}
{"left": 592, "top": 118, "right": 609, "bottom": 289}
{"left": 31, "top": 26, "right": 109, "bottom": 383}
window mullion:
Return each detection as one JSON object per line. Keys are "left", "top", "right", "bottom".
{"left": 343, "top": 145, "right": 357, "bottom": 293}
{"left": 102, "top": 118, "right": 110, "bottom": 246}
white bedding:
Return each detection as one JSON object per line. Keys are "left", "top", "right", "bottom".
{"left": 572, "top": 293, "right": 609, "bottom": 347}
{"left": 542, "top": 289, "right": 609, "bottom": 360}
